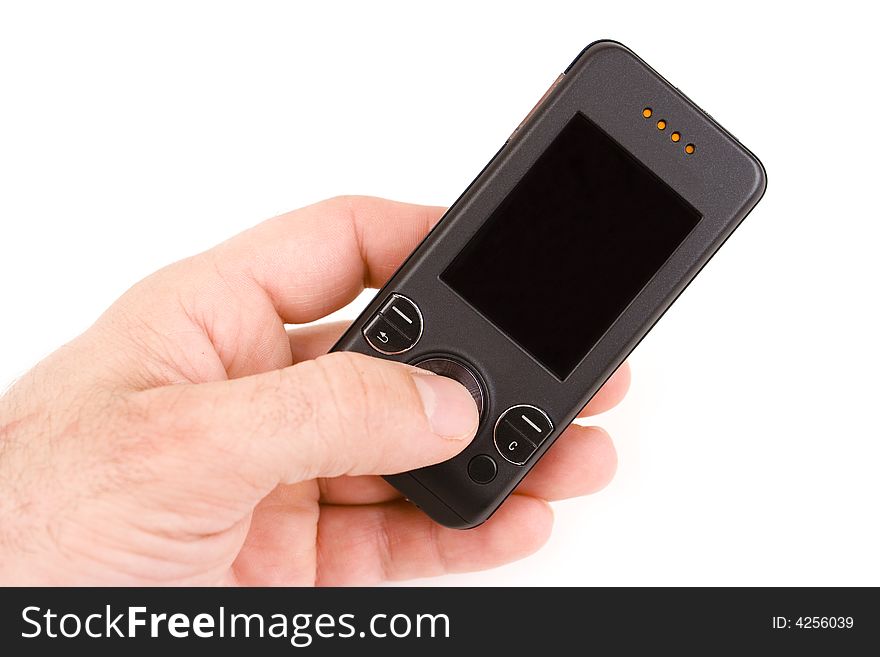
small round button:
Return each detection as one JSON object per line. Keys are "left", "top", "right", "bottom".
{"left": 413, "top": 357, "right": 485, "bottom": 417}
{"left": 467, "top": 454, "right": 497, "bottom": 484}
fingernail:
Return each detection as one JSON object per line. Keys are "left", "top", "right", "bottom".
{"left": 411, "top": 372, "right": 479, "bottom": 439}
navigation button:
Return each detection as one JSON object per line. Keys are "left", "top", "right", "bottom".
{"left": 414, "top": 357, "right": 485, "bottom": 417}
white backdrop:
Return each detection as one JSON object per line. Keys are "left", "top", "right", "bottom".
{"left": 1, "top": 1, "right": 877, "bottom": 586}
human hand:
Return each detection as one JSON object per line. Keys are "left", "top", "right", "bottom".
{"left": 0, "top": 196, "right": 629, "bottom": 585}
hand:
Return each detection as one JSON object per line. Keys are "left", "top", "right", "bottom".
{"left": 0, "top": 196, "right": 629, "bottom": 585}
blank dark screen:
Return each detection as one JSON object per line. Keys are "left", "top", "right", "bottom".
{"left": 441, "top": 112, "right": 701, "bottom": 379}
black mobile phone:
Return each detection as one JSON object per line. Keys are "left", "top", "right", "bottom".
{"left": 331, "top": 40, "right": 766, "bottom": 529}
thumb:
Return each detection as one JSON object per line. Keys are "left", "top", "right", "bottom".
{"left": 140, "top": 351, "right": 479, "bottom": 486}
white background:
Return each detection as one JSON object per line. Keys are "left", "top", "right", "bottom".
{"left": 1, "top": 1, "right": 878, "bottom": 586}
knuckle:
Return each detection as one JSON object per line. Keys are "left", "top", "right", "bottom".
{"left": 303, "top": 352, "right": 406, "bottom": 474}
{"left": 123, "top": 386, "right": 216, "bottom": 480}
{"left": 307, "top": 353, "right": 369, "bottom": 454}
{"left": 324, "top": 194, "right": 366, "bottom": 210}
{"left": 132, "top": 384, "right": 226, "bottom": 466}
{"left": 250, "top": 368, "right": 311, "bottom": 446}
{"left": 136, "top": 384, "right": 207, "bottom": 441}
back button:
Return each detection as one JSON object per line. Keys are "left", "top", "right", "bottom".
{"left": 363, "top": 315, "right": 413, "bottom": 354}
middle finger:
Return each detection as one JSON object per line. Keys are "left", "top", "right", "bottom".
{"left": 318, "top": 422, "right": 617, "bottom": 505}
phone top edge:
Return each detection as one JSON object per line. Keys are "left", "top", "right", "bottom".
{"left": 565, "top": 39, "right": 766, "bottom": 205}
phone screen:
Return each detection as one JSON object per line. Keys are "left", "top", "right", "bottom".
{"left": 441, "top": 112, "right": 701, "bottom": 379}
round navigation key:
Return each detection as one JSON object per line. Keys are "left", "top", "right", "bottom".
{"left": 467, "top": 455, "right": 497, "bottom": 484}
{"left": 413, "top": 357, "right": 485, "bottom": 418}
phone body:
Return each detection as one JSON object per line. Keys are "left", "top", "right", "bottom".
{"left": 330, "top": 40, "right": 766, "bottom": 529}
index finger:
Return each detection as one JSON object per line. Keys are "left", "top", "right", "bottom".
{"left": 215, "top": 195, "right": 444, "bottom": 324}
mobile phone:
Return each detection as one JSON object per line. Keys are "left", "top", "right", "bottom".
{"left": 331, "top": 40, "right": 766, "bottom": 529}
